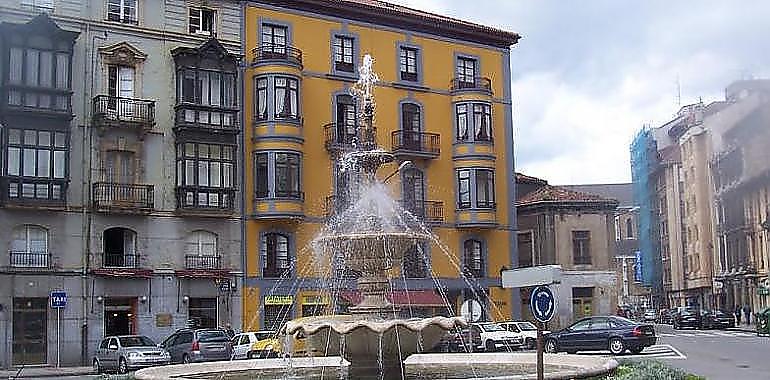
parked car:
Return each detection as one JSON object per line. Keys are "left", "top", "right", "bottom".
{"left": 469, "top": 322, "right": 524, "bottom": 352}
{"left": 673, "top": 308, "right": 702, "bottom": 329}
{"left": 161, "top": 328, "right": 233, "bottom": 363}
{"left": 544, "top": 316, "right": 656, "bottom": 355}
{"left": 93, "top": 335, "right": 170, "bottom": 374}
{"left": 231, "top": 331, "right": 280, "bottom": 359}
{"left": 433, "top": 326, "right": 481, "bottom": 353}
{"left": 642, "top": 309, "right": 657, "bottom": 322}
{"left": 498, "top": 321, "right": 549, "bottom": 349}
{"left": 658, "top": 309, "right": 676, "bottom": 324}
{"left": 701, "top": 310, "right": 736, "bottom": 329}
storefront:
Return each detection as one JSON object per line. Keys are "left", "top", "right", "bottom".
{"left": 263, "top": 295, "right": 294, "bottom": 330}
{"left": 12, "top": 298, "right": 47, "bottom": 365}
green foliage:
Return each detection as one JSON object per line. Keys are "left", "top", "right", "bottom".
{"left": 604, "top": 360, "right": 705, "bottom": 380}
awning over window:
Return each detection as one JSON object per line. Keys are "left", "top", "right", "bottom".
{"left": 339, "top": 290, "right": 446, "bottom": 307}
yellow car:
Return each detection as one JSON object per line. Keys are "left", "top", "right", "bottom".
{"left": 248, "top": 331, "right": 281, "bottom": 359}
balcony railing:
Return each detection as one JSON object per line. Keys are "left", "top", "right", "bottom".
{"left": 252, "top": 44, "right": 303, "bottom": 67}
{"left": 176, "top": 187, "right": 235, "bottom": 212}
{"left": 401, "top": 200, "right": 445, "bottom": 223}
{"left": 9, "top": 251, "right": 50, "bottom": 268}
{"left": 450, "top": 77, "right": 492, "bottom": 94}
{"left": 391, "top": 130, "right": 440, "bottom": 158}
{"left": 92, "top": 95, "right": 155, "bottom": 129}
{"left": 103, "top": 252, "right": 139, "bottom": 268}
{"left": 263, "top": 267, "right": 291, "bottom": 278}
{"left": 323, "top": 123, "right": 357, "bottom": 151}
{"left": 185, "top": 255, "right": 221, "bottom": 270}
{"left": 93, "top": 182, "right": 154, "bottom": 211}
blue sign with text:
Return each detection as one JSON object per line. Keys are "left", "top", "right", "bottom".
{"left": 50, "top": 291, "right": 67, "bottom": 309}
{"left": 634, "top": 250, "right": 643, "bottom": 283}
{"left": 530, "top": 286, "right": 555, "bottom": 323}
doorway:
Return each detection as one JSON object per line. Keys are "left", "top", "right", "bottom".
{"left": 104, "top": 298, "right": 137, "bottom": 336}
{"left": 12, "top": 298, "right": 47, "bottom": 365}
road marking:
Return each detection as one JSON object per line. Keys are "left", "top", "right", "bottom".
{"left": 624, "top": 344, "right": 687, "bottom": 360}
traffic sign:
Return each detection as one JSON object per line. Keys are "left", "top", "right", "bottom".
{"left": 460, "top": 299, "right": 482, "bottom": 322}
{"left": 50, "top": 291, "right": 67, "bottom": 309}
{"left": 530, "top": 286, "right": 555, "bottom": 323}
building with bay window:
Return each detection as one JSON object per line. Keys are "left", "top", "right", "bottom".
{"left": 0, "top": 0, "right": 242, "bottom": 368}
{"left": 242, "top": 0, "right": 520, "bottom": 330}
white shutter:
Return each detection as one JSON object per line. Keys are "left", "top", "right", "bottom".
{"left": 118, "top": 67, "right": 134, "bottom": 98}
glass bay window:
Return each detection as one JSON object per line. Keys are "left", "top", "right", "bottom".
{"left": 254, "top": 151, "right": 302, "bottom": 200}
{"left": 177, "top": 68, "right": 236, "bottom": 128}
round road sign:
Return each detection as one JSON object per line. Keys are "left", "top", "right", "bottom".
{"left": 460, "top": 299, "right": 482, "bottom": 322}
{"left": 530, "top": 286, "right": 556, "bottom": 323}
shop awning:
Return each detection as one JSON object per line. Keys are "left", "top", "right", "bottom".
{"left": 175, "top": 269, "right": 231, "bottom": 279}
{"left": 339, "top": 290, "right": 446, "bottom": 307}
{"left": 91, "top": 268, "right": 153, "bottom": 278}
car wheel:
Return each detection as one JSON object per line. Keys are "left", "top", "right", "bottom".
{"left": 673, "top": 322, "right": 680, "bottom": 330}
{"left": 118, "top": 358, "right": 128, "bottom": 374}
{"left": 247, "top": 351, "right": 255, "bottom": 359}
{"left": 608, "top": 338, "right": 625, "bottom": 355}
{"left": 526, "top": 338, "right": 536, "bottom": 350}
{"left": 92, "top": 358, "right": 102, "bottom": 374}
{"left": 544, "top": 339, "right": 558, "bottom": 353}
{"left": 629, "top": 346, "right": 644, "bottom": 354}
{"left": 183, "top": 354, "right": 191, "bottom": 364}
{"left": 485, "top": 340, "right": 496, "bottom": 352}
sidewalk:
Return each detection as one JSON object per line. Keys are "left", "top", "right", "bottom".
{"left": 0, "top": 366, "right": 94, "bottom": 378}
{"left": 728, "top": 324, "right": 756, "bottom": 334}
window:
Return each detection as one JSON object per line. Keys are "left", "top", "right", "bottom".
{"left": 176, "top": 143, "right": 235, "bottom": 209}
{"left": 463, "top": 239, "right": 484, "bottom": 277}
{"left": 7, "top": 46, "right": 70, "bottom": 110}
{"left": 185, "top": 231, "right": 217, "bottom": 256}
{"left": 254, "top": 152, "right": 302, "bottom": 199}
{"left": 456, "top": 56, "right": 477, "bottom": 87}
{"left": 572, "top": 231, "right": 591, "bottom": 265}
{"left": 402, "top": 167, "right": 424, "bottom": 216}
{"left": 189, "top": 7, "right": 216, "bottom": 35}
{"left": 178, "top": 68, "right": 237, "bottom": 127}
{"left": 21, "top": 0, "right": 54, "bottom": 9}
{"left": 188, "top": 298, "right": 217, "bottom": 328}
{"left": 333, "top": 36, "right": 355, "bottom": 72}
{"left": 572, "top": 287, "right": 594, "bottom": 320}
{"left": 107, "top": 65, "right": 134, "bottom": 99}
{"left": 625, "top": 218, "right": 634, "bottom": 239}
{"left": 333, "top": 95, "right": 357, "bottom": 144}
{"left": 399, "top": 47, "right": 418, "bottom": 81}
{"left": 6, "top": 129, "right": 67, "bottom": 201}
{"left": 456, "top": 168, "right": 494, "bottom": 209}
{"left": 456, "top": 103, "right": 492, "bottom": 142}
{"left": 103, "top": 150, "right": 135, "bottom": 183}
{"left": 103, "top": 227, "right": 137, "bottom": 268}
{"left": 403, "top": 243, "right": 428, "bottom": 278}
{"left": 261, "top": 24, "right": 287, "bottom": 54}
{"left": 261, "top": 233, "right": 291, "bottom": 277}
{"left": 517, "top": 232, "right": 534, "bottom": 268}
{"left": 10, "top": 225, "right": 49, "bottom": 267}
{"left": 255, "top": 77, "right": 268, "bottom": 120}
{"left": 107, "top": 0, "right": 137, "bottom": 24}
{"left": 274, "top": 77, "right": 299, "bottom": 120}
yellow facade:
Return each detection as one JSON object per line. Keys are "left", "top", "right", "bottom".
{"left": 242, "top": 2, "right": 519, "bottom": 330}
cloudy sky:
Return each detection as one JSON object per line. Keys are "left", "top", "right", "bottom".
{"left": 392, "top": 0, "right": 770, "bottom": 184}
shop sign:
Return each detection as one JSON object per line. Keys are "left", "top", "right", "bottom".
{"left": 265, "top": 295, "right": 293, "bottom": 305}
{"left": 302, "top": 295, "right": 328, "bottom": 305}
{"left": 156, "top": 313, "right": 172, "bottom": 327}
{"left": 758, "top": 288, "right": 770, "bottom": 296}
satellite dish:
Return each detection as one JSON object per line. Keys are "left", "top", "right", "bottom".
{"left": 460, "top": 299, "right": 482, "bottom": 322}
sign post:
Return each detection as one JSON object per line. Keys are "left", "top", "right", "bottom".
{"left": 50, "top": 290, "right": 67, "bottom": 368}
{"left": 530, "top": 286, "right": 556, "bottom": 380}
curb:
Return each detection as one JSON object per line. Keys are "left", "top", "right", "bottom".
{"left": 1, "top": 368, "right": 96, "bottom": 379}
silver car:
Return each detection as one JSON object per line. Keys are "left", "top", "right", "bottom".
{"left": 160, "top": 328, "right": 233, "bottom": 363}
{"left": 93, "top": 335, "right": 171, "bottom": 374}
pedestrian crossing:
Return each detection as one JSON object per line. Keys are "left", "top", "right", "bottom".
{"left": 658, "top": 330, "right": 757, "bottom": 338}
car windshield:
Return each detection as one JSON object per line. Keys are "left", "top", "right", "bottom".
{"left": 255, "top": 332, "right": 275, "bottom": 341}
{"left": 119, "top": 336, "right": 155, "bottom": 347}
{"left": 518, "top": 322, "right": 537, "bottom": 331}
{"left": 480, "top": 323, "right": 504, "bottom": 332}
{"left": 197, "top": 330, "right": 229, "bottom": 342}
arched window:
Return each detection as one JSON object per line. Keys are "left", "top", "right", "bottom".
{"left": 10, "top": 225, "right": 48, "bottom": 267}
{"left": 463, "top": 239, "right": 484, "bottom": 277}
{"left": 261, "top": 232, "right": 290, "bottom": 278}
{"left": 403, "top": 243, "right": 428, "bottom": 278}
{"left": 103, "top": 227, "right": 137, "bottom": 268}
{"left": 185, "top": 230, "right": 218, "bottom": 269}
{"left": 626, "top": 219, "right": 634, "bottom": 239}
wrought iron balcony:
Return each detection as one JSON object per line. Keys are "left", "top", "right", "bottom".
{"left": 323, "top": 122, "right": 357, "bottom": 152}
{"left": 391, "top": 130, "right": 440, "bottom": 158}
{"left": 252, "top": 44, "right": 303, "bottom": 67}
{"left": 9, "top": 251, "right": 50, "bottom": 268}
{"left": 450, "top": 76, "right": 492, "bottom": 95}
{"left": 401, "top": 200, "right": 445, "bottom": 223}
{"left": 92, "top": 95, "right": 155, "bottom": 130}
{"left": 185, "top": 255, "right": 221, "bottom": 270}
{"left": 93, "top": 182, "right": 154, "bottom": 212}
{"left": 103, "top": 252, "right": 139, "bottom": 268}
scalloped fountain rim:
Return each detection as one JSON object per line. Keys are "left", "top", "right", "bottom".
{"left": 285, "top": 315, "right": 467, "bottom": 336}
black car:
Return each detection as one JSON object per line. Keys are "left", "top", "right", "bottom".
{"left": 673, "top": 308, "right": 702, "bottom": 329}
{"left": 659, "top": 309, "right": 676, "bottom": 324}
{"left": 701, "top": 310, "right": 736, "bottom": 329}
{"left": 544, "top": 316, "right": 656, "bottom": 355}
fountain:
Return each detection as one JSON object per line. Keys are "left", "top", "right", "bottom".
{"left": 135, "top": 54, "right": 618, "bottom": 380}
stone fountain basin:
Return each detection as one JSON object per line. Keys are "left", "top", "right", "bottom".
{"left": 134, "top": 356, "right": 349, "bottom": 379}
{"left": 313, "top": 232, "right": 430, "bottom": 271}
{"left": 285, "top": 314, "right": 465, "bottom": 362}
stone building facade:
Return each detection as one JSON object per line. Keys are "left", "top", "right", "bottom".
{"left": 0, "top": 0, "right": 243, "bottom": 368}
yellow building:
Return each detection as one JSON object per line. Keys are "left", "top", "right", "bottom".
{"left": 241, "top": 0, "right": 520, "bottom": 330}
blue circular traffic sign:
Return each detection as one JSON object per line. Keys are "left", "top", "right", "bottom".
{"left": 530, "top": 286, "right": 555, "bottom": 323}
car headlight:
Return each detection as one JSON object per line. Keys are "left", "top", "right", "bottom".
{"left": 265, "top": 345, "right": 274, "bottom": 351}
{"left": 128, "top": 352, "right": 142, "bottom": 359}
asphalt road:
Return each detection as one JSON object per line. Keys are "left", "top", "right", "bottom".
{"left": 653, "top": 323, "right": 770, "bottom": 379}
